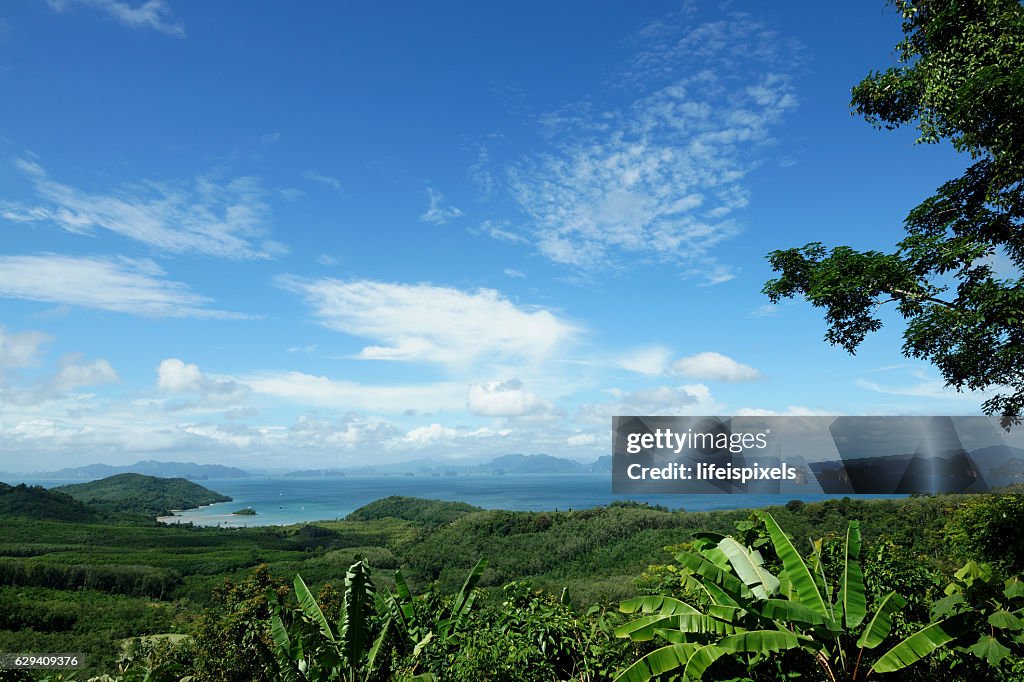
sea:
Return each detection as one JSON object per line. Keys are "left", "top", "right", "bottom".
{"left": 13, "top": 474, "right": 902, "bottom": 528}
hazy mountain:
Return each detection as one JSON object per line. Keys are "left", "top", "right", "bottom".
{"left": 24, "top": 460, "right": 251, "bottom": 481}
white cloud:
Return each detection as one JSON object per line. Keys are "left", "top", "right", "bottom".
{"left": 567, "top": 432, "right": 601, "bottom": 446}
{"left": 420, "top": 188, "right": 463, "bottom": 225}
{"left": 576, "top": 383, "right": 722, "bottom": 425}
{"left": 466, "top": 379, "right": 553, "bottom": 417}
{"left": 617, "top": 345, "right": 673, "bottom": 375}
{"left": 46, "top": 0, "right": 185, "bottom": 37}
{"left": 399, "top": 423, "right": 509, "bottom": 447}
{"left": 244, "top": 371, "right": 466, "bottom": 413}
{"left": 157, "top": 358, "right": 250, "bottom": 405}
{"left": 53, "top": 355, "right": 118, "bottom": 392}
{"left": 855, "top": 377, "right": 989, "bottom": 401}
{"left": 735, "top": 406, "right": 834, "bottom": 417}
{"left": 503, "top": 268, "right": 526, "bottom": 279}
{"left": 671, "top": 351, "right": 761, "bottom": 382}
{"left": 0, "top": 254, "right": 247, "bottom": 318}
{"left": 278, "top": 277, "right": 580, "bottom": 367}
{"left": 303, "top": 171, "right": 342, "bottom": 191}
{"left": 3, "top": 159, "right": 283, "bottom": 259}
{"left": 501, "top": 15, "right": 798, "bottom": 283}
{"left": 0, "top": 327, "right": 52, "bottom": 368}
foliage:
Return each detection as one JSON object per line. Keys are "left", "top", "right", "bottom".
{"left": 945, "top": 490, "right": 1024, "bottom": 573}
{"left": 55, "top": 474, "right": 231, "bottom": 517}
{"left": 613, "top": 513, "right": 1005, "bottom": 680}
{"left": 763, "top": 0, "right": 1024, "bottom": 425}
{"left": 344, "top": 496, "right": 481, "bottom": 527}
{"left": 0, "top": 482, "right": 102, "bottom": 522}
{"left": 186, "top": 565, "right": 288, "bottom": 682}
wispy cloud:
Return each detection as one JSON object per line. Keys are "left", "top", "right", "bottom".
{"left": 46, "top": 0, "right": 185, "bottom": 37}
{"left": 616, "top": 345, "right": 674, "bottom": 376}
{"left": 3, "top": 158, "right": 285, "bottom": 259}
{"left": 576, "top": 383, "right": 722, "bottom": 425}
{"left": 420, "top": 188, "right": 463, "bottom": 225}
{"left": 244, "top": 371, "right": 466, "bottom": 413}
{"left": 303, "top": 171, "right": 342, "bottom": 191}
{"left": 501, "top": 13, "right": 798, "bottom": 283}
{"left": 278, "top": 276, "right": 580, "bottom": 367}
{"left": 0, "top": 254, "right": 248, "bottom": 318}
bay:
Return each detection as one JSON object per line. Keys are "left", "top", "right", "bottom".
{"left": 9, "top": 474, "right": 902, "bottom": 527}
{"left": 136, "top": 474, "right": 899, "bottom": 527}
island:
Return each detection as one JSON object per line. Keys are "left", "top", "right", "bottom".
{"left": 232, "top": 507, "right": 257, "bottom": 516}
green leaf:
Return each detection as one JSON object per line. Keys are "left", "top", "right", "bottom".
{"left": 1004, "top": 578, "right": 1024, "bottom": 601}
{"left": 871, "top": 621, "right": 955, "bottom": 673}
{"left": 619, "top": 595, "right": 699, "bottom": 616}
{"left": 676, "top": 549, "right": 748, "bottom": 600}
{"left": 294, "top": 573, "right": 335, "bottom": 644}
{"left": 717, "top": 630, "right": 803, "bottom": 654}
{"left": 856, "top": 591, "right": 907, "bottom": 649}
{"left": 450, "top": 557, "right": 487, "bottom": 623}
{"left": 612, "top": 643, "right": 701, "bottom": 682}
{"left": 680, "top": 644, "right": 727, "bottom": 680}
{"left": 839, "top": 521, "right": 867, "bottom": 629}
{"left": 717, "top": 537, "right": 780, "bottom": 600}
{"left": 988, "top": 610, "right": 1023, "bottom": 631}
{"left": 754, "top": 511, "right": 829, "bottom": 618}
{"left": 339, "top": 560, "right": 375, "bottom": 666}
{"left": 365, "top": 616, "right": 393, "bottom": 677}
{"left": 968, "top": 635, "right": 1012, "bottom": 666}
{"left": 756, "top": 599, "right": 839, "bottom": 631}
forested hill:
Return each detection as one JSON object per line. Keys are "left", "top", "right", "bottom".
{"left": 0, "top": 481, "right": 102, "bottom": 522}
{"left": 55, "top": 473, "right": 231, "bottom": 517}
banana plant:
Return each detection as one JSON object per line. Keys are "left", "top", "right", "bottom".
{"left": 614, "top": 512, "right": 958, "bottom": 681}
{"left": 267, "top": 560, "right": 395, "bottom": 682}
{"left": 268, "top": 558, "right": 487, "bottom": 682}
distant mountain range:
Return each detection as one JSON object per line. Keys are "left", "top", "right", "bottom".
{"left": 4, "top": 454, "right": 610, "bottom": 481}
{"left": 329, "top": 453, "right": 611, "bottom": 476}
{"left": 17, "top": 460, "right": 251, "bottom": 481}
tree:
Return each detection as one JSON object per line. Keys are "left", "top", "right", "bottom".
{"left": 763, "top": 0, "right": 1024, "bottom": 426}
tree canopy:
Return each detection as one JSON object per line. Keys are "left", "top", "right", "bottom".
{"left": 763, "top": 0, "right": 1024, "bottom": 425}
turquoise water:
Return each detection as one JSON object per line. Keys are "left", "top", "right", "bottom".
{"left": 136, "top": 474, "right": 897, "bottom": 527}
{"left": 12, "top": 474, "right": 901, "bottom": 527}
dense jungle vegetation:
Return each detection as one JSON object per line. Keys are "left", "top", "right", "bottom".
{"left": 1, "top": 480, "right": 1023, "bottom": 680}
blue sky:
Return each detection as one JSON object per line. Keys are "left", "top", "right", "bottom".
{"left": 0, "top": 0, "right": 1003, "bottom": 471}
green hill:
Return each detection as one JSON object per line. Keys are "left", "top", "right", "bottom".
{"left": 0, "top": 481, "right": 102, "bottom": 522}
{"left": 346, "top": 496, "right": 481, "bottom": 526}
{"left": 55, "top": 473, "right": 231, "bottom": 517}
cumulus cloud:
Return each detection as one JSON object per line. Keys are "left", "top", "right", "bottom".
{"left": 671, "top": 352, "right": 761, "bottom": 382}
{"left": 466, "top": 379, "right": 553, "bottom": 417}
{"left": 0, "top": 254, "right": 247, "bottom": 318}
{"left": 278, "top": 277, "right": 580, "bottom": 367}
{"left": 52, "top": 355, "right": 119, "bottom": 392}
{"left": 0, "top": 327, "right": 52, "bottom": 368}
{"left": 157, "top": 358, "right": 250, "bottom": 405}
{"left": 2, "top": 158, "right": 283, "bottom": 259}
